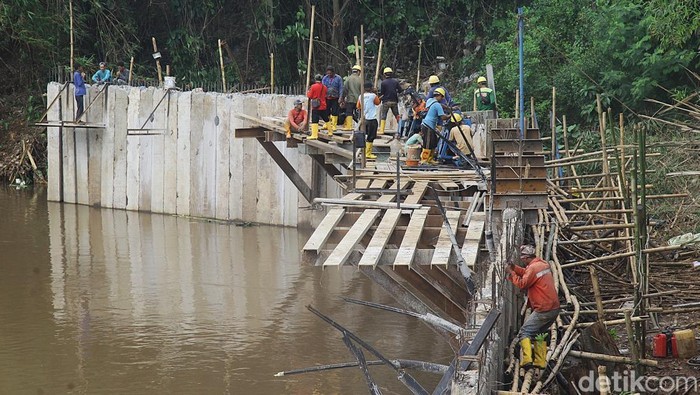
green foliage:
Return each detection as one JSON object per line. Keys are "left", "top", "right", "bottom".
{"left": 608, "top": 328, "right": 620, "bottom": 340}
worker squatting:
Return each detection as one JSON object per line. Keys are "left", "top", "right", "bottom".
{"left": 289, "top": 65, "right": 496, "bottom": 164}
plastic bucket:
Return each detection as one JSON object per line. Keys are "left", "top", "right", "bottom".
{"left": 164, "top": 76, "right": 176, "bottom": 89}
{"left": 406, "top": 144, "right": 421, "bottom": 166}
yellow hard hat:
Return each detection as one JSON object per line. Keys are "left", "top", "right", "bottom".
{"left": 452, "top": 113, "right": 463, "bottom": 123}
{"left": 352, "top": 65, "right": 362, "bottom": 72}
{"left": 477, "top": 76, "right": 487, "bottom": 84}
{"left": 428, "top": 75, "right": 440, "bottom": 84}
{"left": 383, "top": 67, "right": 393, "bottom": 74}
{"left": 434, "top": 87, "right": 446, "bottom": 96}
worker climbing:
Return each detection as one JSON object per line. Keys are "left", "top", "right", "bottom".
{"left": 507, "top": 245, "right": 560, "bottom": 369}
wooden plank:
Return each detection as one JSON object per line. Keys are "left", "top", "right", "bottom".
{"left": 393, "top": 208, "right": 429, "bottom": 267}
{"left": 461, "top": 212, "right": 485, "bottom": 268}
{"left": 323, "top": 209, "right": 381, "bottom": 267}
{"left": 303, "top": 208, "right": 347, "bottom": 251}
{"left": 356, "top": 178, "right": 372, "bottom": 189}
{"left": 403, "top": 182, "right": 428, "bottom": 205}
{"left": 369, "top": 179, "right": 389, "bottom": 189}
{"left": 430, "top": 210, "right": 462, "bottom": 267}
{"left": 359, "top": 208, "right": 402, "bottom": 267}
{"left": 439, "top": 181, "right": 459, "bottom": 191}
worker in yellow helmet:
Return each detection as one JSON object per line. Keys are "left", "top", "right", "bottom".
{"left": 474, "top": 76, "right": 496, "bottom": 111}
{"left": 340, "top": 65, "right": 362, "bottom": 130}
{"left": 378, "top": 67, "right": 401, "bottom": 135}
{"left": 427, "top": 75, "right": 454, "bottom": 106}
{"left": 420, "top": 87, "right": 451, "bottom": 164}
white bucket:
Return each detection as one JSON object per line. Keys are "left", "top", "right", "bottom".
{"left": 164, "top": 76, "right": 176, "bottom": 89}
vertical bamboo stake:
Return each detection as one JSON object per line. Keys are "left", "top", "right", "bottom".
{"left": 619, "top": 113, "right": 626, "bottom": 182}
{"left": 69, "top": 0, "right": 74, "bottom": 75}
{"left": 217, "top": 39, "right": 226, "bottom": 92}
{"left": 360, "top": 25, "right": 366, "bottom": 169}
{"left": 416, "top": 40, "right": 422, "bottom": 88}
{"left": 353, "top": 36, "right": 360, "bottom": 65}
{"left": 166, "top": 64, "right": 170, "bottom": 77}
{"left": 530, "top": 96, "right": 535, "bottom": 128}
{"left": 624, "top": 309, "right": 640, "bottom": 366}
{"left": 128, "top": 56, "right": 134, "bottom": 85}
{"left": 552, "top": 87, "right": 557, "bottom": 158}
{"left": 514, "top": 89, "right": 519, "bottom": 119}
{"left": 305, "top": 6, "right": 316, "bottom": 92}
{"left": 597, "top": 94, "right": 611, "bottom": 188}
{"left": 598, "top": 366, "right": 610, "bottom": 395}
{"left": 270, "top": 53, "right": 275, "bottom": 94}
{"left": 152, "top": 37, "right": 163, "bottom": 85}
{"left": 589, "top": 266, "right": 605, "bottom": 323}
{"left": 373, "top": 38, "right": 384, "bottom": 89}
{"left": 562, "top": 115, "right": 569, "bottom": 156}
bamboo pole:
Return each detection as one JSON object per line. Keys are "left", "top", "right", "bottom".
{"left": 514, "top": 89, "right": 519, "bottom": 119}
{"left": 69, "top": 0, "right": 74, "bottom": 75}
{"left": 165, "top": 64, "right": 170, "bottom": 77}
{"left": 530, "top": 96, "right": 535, "bottom": 128}
{"left": 624, "top": 310, "right": 640, "bottom": 366}
{"left": 305, "top": 6, "right": 316, "bottom": 92}
{"left": 373, "top": 38, "right": 384, "bottom": 89}
{"left": 567, "top": 350, "right": 657, "bottom": 367}
{"left": 589, "top": 266, "right": 605, "bottom": 323}
{"left": 128, "top": 56, "right": 134, "bottom": 85}
{"left": 596, "top": 94, "right": 612, "bottom": 187}
{"left": 152, "top": 37, "right": 163, "bottom": 85}
{"left": 353, "top": 36, "right": 360, "bottom": 65}
{"left": 218, "top": 39, "right": 226, "bottom": 92}
{"left": 552, "top": 86, "right": 557, "bottom": 159}
{"left": 270, "top": 52, "right": 274, "bottom": 94}
{"left": 598, "top": 366, "right": 611, "bottom": 395}
{"left": 562, "top": 115, "right": 569, "bottom": 158}
{"left": 416, "top": 40, "right": 422, "bottom": 88}
{"left": 359, "top": 25, "right": 366, "bottom": 169}
{"left": 559, "top": 245, "right": 682, "bottom": 268}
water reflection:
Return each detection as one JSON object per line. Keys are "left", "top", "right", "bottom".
{"left": 1, "top": 188, "right": 453, "bottom": 394}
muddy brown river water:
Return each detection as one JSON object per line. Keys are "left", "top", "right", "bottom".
{"left": 0, "top": 187, "right": 453, "bottom": 394}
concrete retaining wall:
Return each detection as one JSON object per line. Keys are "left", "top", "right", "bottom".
{"left": 46, "top": 82, "right": 340, "bottom": 227}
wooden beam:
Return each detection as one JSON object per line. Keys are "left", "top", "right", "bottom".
{"left": 303, "top": 208, "right": 346, "bottom": 252}
{"left": 235, "top": 127, "right": 267, "bottom": 138}
{"left": 431, "top": 210, "right": 462, "bottom": 267}
{"left": 324, "top": 209, "right": 381, "bottom": 267}
{"left": 394, "top": 208, "right": 429, "bottom": 267}
{"left": 359, "top": 208, "right": 402, "bottom": 267}
{"left": 461, "top": 212, "right": 485, "bottom": 268}
{"left": 404, "top": 182, "right": 428, "bottom": 205}
{"left": 256, "top": 137, "right": 314, "bottom": 203}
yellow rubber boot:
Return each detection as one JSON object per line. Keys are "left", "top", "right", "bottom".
{"left": 342, "top": 116, "right": 353, "bottom": 130}
{"left": 419, "top": 148, "right": 431, "bottom": 164}
{"left": 534, "top": 339, "right": 547, "bottom": 368}
{"left": 428, "top": 149, "right": 439, "bottom": 165}
{"left": 328, "top": 115, "right": 337, "bottom": 136}
{"left": 365, "top": 142, "right": 377, "bottom": 159}
{"left": 378, "top": 119, "right": 386, "bottom": 135}
{"left": 519, "top": 338, "right": 533, "bottom": 367}
{"left": 284, "top": 122, "right": 292, "bottom": 138}
{"left": 309, "top": 123, "right": 319, "bottom": 140}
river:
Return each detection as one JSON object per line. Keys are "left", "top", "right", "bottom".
{"left": 0, "top": 187, "right": 454, "bottom": 394}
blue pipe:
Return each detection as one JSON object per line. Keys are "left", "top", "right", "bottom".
{"left": 518, "top": 6, "right": 525, "bottom": 140}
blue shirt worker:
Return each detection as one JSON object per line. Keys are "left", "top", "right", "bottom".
{"left": 92, "top": 62, "right": 112, "bottom": 84}
{"left": 404, "top": 128, "right": 424, "bottom": 151}
{"left": 356, "top": 82, "right": 381, "bottom": 160}
{"left": 73, "top": 64, "right": 86, "bottom": 121}
{"left": 420, "top": 87, "right": 451, "bottom": 164}
{"left": 321, "top": 65, "right": 343, "bottom": 136}
{"left": 427, "top": 75, "right": 454, "bottom": 107}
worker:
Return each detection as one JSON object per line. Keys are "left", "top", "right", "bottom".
{"left": 448, "top": 113, "right": 475, "bottom": 165}
{"left": 426, "top": 75, "right": 454, "bottom": 107}
{"left": 284, "top": 99, "right": 308, "bottom": 138}
{"left": 114, "top": 61, "right": 130, "bottom": 85}
{"left": 356, "top": 82, "right": 381, "bottom": 159}
{"left": 321, "top": 65, "right": 343, "bottom": 136}
{"left": 73, "top": 63, "right": 86, "bottom": 121}
{"left": 92, "top": 62, "right": 111, "bottom": 84}
{"left": 340, "top": 65, "right": 362, "bottom": 130}
{"left": 409, "top": 91, "right": 427, "bottom": 136}
{"left": 378, "top": 67, "right": 401, "bottom": 135}
{"left": 404, "top": 128, "right": 424, "bottom": 151}
{"left": 507, "top": 245, "right": 560, "bottom": 369}
{"left": 474, "top": 76, "right": 496, "bottom": 111}
{"left": 420, "top": 87, "right": 451, "bottom": 164}
{"left": 306, "top": 74, "right": 328, "bottom": 140}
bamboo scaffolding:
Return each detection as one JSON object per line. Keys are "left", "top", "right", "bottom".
{"left": 373, "top": 38, "right": 383, "bottom": 89}
{"left": 567, "top": 350, "right": 657, "bottom": 367}
{"left": 152, "top": 37, "right": 163, "bottom": 85}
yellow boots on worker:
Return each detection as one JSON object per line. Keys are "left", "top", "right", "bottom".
{"left": 533, "top": 339, "right": 547, "bottom": 368}
{"left": 365, "top": 142, "right": 377, "bottom": 160}
{"left": 284, "top": 122, "right": 292, "bottom": 138}
{"left": 519, "top": 338, "right": 533, "bottom": 367}
{"left": 378, "top": 119, "right": 386, "bottom": 135}
{"left": 328, "top": 115, "right": 337, "bottom": 136}
{"left": 342, "top": 116, "right": 353, "bottom": 130}
{"left": 419, "top": 149, "right": 431, "bottom": 164}
{"left": 309, "top": 123, "right": 319, "bottom": 140}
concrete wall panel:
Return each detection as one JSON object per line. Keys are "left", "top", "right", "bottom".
{"left": 75, "top": 87, "right": 90, "bottom": 205}
{"left": 215, "top": 94, "right": 231, "bottom": 220}
{"left": 87, "top": 85, "right": 104, "bottom": 206}
{"left": 126, "top": 88, "right": 142, "bottom": 211}
{"left": 163, "top": 91, "right": 179, "bottom": 214}
{"left": 137, "top": 88, "right": 154, "bottom": 211}
{"left": 62, "top": 84, "right": 77, "bottom": 204}
{"left": 150, "top": 89, "right": 167, "bottom": 214}
{"left": 112, "top": 87, "right": 129, "bottom": 209}
{"left": 46, "top": 83, "right": 61, "bottom": 201}
{"left": 176, "top": 92, "right": 192, "bottom": 216}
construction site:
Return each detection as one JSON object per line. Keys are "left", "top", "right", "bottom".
{"left": 3, "top": 1, "right": 700, "bottom": 394}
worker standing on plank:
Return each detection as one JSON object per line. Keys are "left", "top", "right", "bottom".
{"left": 73, "top": 63, "right": 86, "bottom": 121}
{"left": 92, "top": 62, "right": 112, "bottom": 84}
{"left": 378, "top": 67, "right": 401, "bottom": 135}
{"left": 427, "top": 75, "right": 454, "bottom": 107}
{"left": 420, "top": 87, "right": 451, "bottom": 164}
{"left": 356, "top": 82, "right": 381, "bottom": 159}
{"left": 284, "top": 99, "right": 308, "bottom": 138}
{"left": 321, "top": 65, "right": 343, "bottom": 136}
{"left": 507, "top": 244, "right": 560, "bottom": 369}
{"left": 474, "top": 76, "right": 496, "bottom": 111}
{"left": 340, "top": 65, "right": 362, "bottom": 130}
{"left": 306, "top": 74, "right": 328, "bottom": 140}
